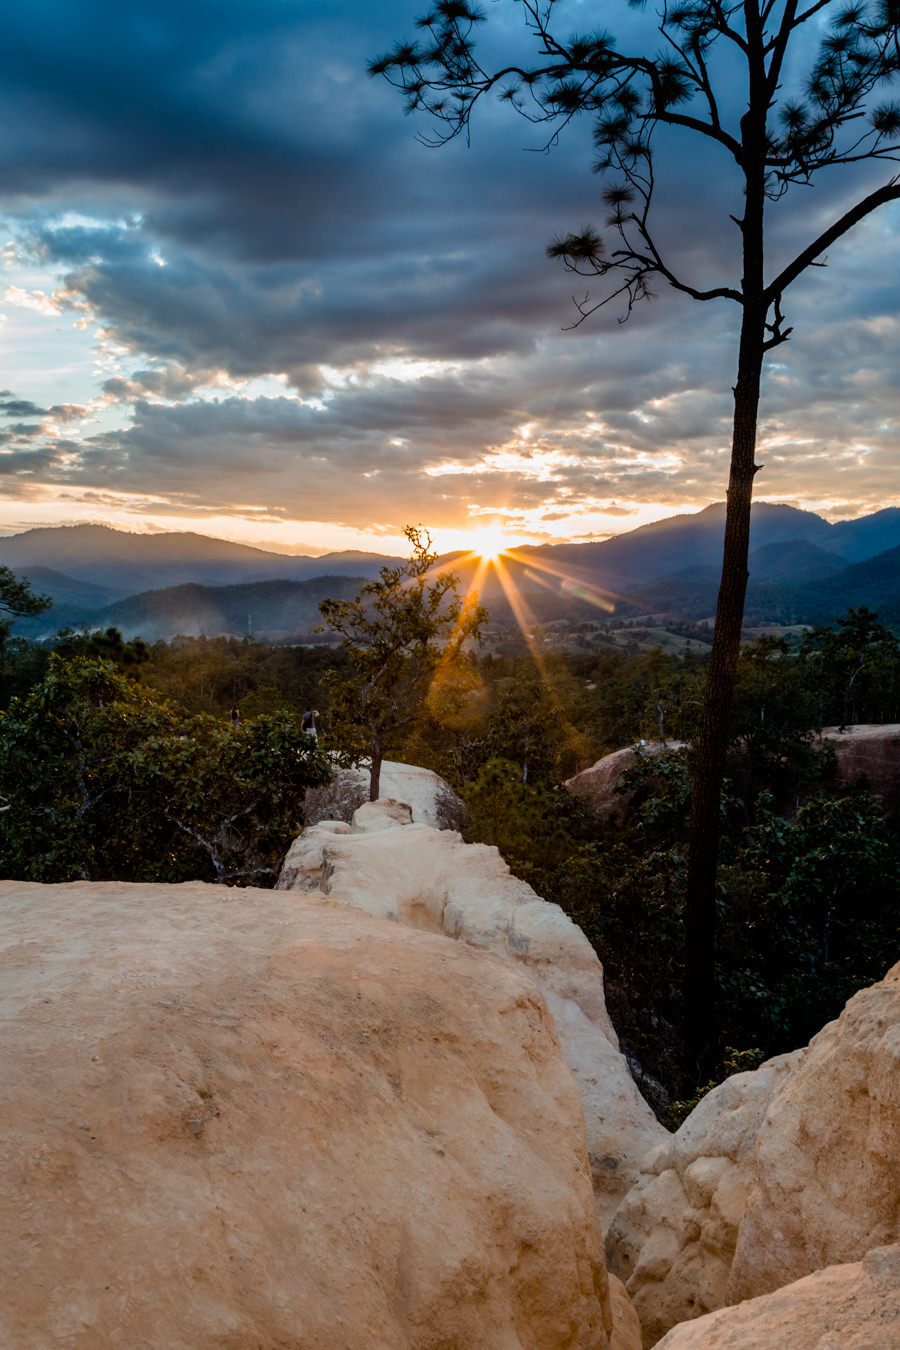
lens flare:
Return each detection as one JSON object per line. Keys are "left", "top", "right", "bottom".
{"left": 467, "top": 524, "right": 507, "bottom": 562}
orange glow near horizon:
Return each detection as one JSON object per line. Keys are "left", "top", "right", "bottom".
{"left": 464, "top": 523, "right": 509, "bottom": 563}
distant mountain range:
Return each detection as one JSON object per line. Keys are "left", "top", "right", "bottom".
{"left": 5, "top": 503, "right": 900, "bottom": 642}
{"left": 455, "top": 502, "right": 900, "bottom": 627}
{"left": 0, "top": 524, "right": 401, "bottom": 596}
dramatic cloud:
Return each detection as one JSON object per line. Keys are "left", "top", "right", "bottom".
{"left": 0, "top": 0, "right": 897, "bottom": 549}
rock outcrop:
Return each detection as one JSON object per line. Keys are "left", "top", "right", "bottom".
{"left": 565, "top": 744, "right": 685, "bottom": 825}
{"left": 304, "top": 760, "right": 469, "bottom": 832}
{"left": 820, "top": 723, "right": 900, "bottom": 803}
{"left": 728, "top": 959, "right": 900, "bottom": 1301}
{"left": 568, "top": 725, "right": 900, "bottom": 823}
{"left": 606, "top": 1051, "right": 804, "bottom": 1345}
{"left": 607, "top": 959, "right": 900, "bottom": 1345}
{"left": 654, "top": 1245, "right": 900, "bottom": 1350}
{"left": 0, "top": 878, "right": 638, "bottom": 1350}
{"left": 278, "top": 805, "right": 667, "bottom": 1225}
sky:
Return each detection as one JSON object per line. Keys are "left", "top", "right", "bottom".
{"left": 0, "top": 0, "right": 898, "bottom": 556}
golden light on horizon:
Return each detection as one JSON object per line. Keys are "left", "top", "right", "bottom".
{"left": 465, "top": 523, "right": 508, "bottom": 562}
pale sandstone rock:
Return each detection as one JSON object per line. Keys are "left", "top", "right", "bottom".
{"left": 729, "top": 960, "right": 900, "bottom": 1301}
{"left": 654, "top": 1245, "right": 900, "bottom": 1350}
{"left": 565, "top": 744, "right": 686, "bottom": 825}
{"left": 609, "top": 1276, "right": 644, "bottom": 1350}
{"left": 350, "top": 797, "right": 413, "bottom": 832}
{"left": 610, "top": 957, "right": 900, "bottom": 1345}
{"left": 304, "top": 760, "right": 468, "bottom": 831}
{"left": 0, "top": 878, "right": 633, "bottom": 1350}
{"left": 606, "top": 1051, "right": 804, "bottom": 1346}
{"left": 277, "top": 807, "right": 666, "bottom": 1225}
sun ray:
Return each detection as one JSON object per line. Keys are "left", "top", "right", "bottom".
{"left": 500, "top": 547, "right": 628, "bottom": 612}
{"left": 414, "top": 537, "right": 647, "bottom": 776}
{"left": 421, "top": 548, "right": 492, "bottom": 717}
{"left": 487, "top": 557, "right": 590, "bottom": 769}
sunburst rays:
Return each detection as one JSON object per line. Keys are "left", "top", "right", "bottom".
{"left": 414, "top": 540, "right": 630, "bottom": 771}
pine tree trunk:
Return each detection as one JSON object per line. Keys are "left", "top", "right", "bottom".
{"left": 681, "top": 11, "right": 771, "bottom": 1083}
{"left": 683, "top": 303, "right": 766, "bottom": 1082}
{"left": 369, "top": 736, "right": 383, "bottom": 801}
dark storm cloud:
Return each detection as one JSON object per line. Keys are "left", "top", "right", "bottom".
{"left": 0, "top": 397, "right": 45, "bottom": 419}
{"left": 0, "top": 0, "right": 749, "bottom": 393}
{"left": 0, "top": 0, "right": 898, "bottom": 532}
{"left": 38, "top": 221, "right": 567, "bottom": 389}
{"left": 0, "top": 316, "right": 742, "bottom": 523}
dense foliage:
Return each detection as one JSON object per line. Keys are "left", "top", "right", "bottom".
{"left": 0, "top": 656, "right": 331, "bottom": 885}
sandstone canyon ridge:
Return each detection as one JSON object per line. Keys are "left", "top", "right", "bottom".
{"left": 2, "top": 762, "right": 898, "bottom": 1347}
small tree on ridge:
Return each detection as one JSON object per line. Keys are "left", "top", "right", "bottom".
{"left": 319, "top": 526, "right": 487, "bottom": 800}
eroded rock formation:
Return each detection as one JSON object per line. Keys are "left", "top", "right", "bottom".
{"left": 1, "top": 878, "right": 638, "bottom": 1350}
{"left": 606, "top": 1051, "right": 804, "bottom": 1345}
{"left": 729, "top": 959, "right": 900, "bottom": 1301}
{"left": 565, "top": 744, "right": 685, "bottom": 825}
{"left": 820, "top": 723, "right": 900, "bottom": 803}
{"left": 278, "top": 804, "right": 666, "bottom": 1224}
{"left": 654, "top": 1245, "right": 900, "bottom": 1350}
{"left": 303, "top": 760, "right": 469, "bottom": 832}
{"left": 606, "top": 959, "right": 900, "bottom": 1345}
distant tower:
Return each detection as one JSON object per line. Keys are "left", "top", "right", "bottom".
{"left": 247, "top": 611, "right": 253, "bottom": 637}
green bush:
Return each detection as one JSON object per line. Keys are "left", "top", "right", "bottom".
{"left": 0, "top": 655, "right": 331, "bottom": 885}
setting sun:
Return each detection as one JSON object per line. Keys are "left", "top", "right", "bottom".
{"left": 466, "top": 524, "right": 508, "bottom": 562}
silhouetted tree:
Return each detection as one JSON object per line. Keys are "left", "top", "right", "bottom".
{"left": 801, "top": 606, "right": 900, "bottom": 726}
{"left": 0, "top": 566, "right": 50, "bottom": 626}
{"left": 372, "top": 0, "right": 900, "bottom": 1080}
{"left": 0, "top": 567, "right": 52, "bottom": 707}
{"left": 53, "top": 625, "right": 150, "bottom": 670}
{"left": 319, "top": 526, "right": 487, "bottom": 799}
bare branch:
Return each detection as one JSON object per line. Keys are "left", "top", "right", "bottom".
{"left": 766, "top": 177, "right": 900, "bottom": 301}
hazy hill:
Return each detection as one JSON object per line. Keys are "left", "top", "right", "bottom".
{"left": 508, "top": 502, "right": 897, "bottom": 585}
{"left": 461, "top": 504, "right": 900, "bottom": 625}
{"left": 92, "top": 575, "right": 369, "bottom": 642}
{"left": 17, "top": 565, "right": 124, "bottom": 610}
{"left": 828, "top": 507, "right": 900, "bottom": 561}
{"left": 0, "top": 524, "right": 400, "bottom": 596}
{"left": 789, "top": 544, "right": 900, "bottom": 625}
{"left": 745, "top": 539, "right": 848, "bottom": 584}
{"left": 626, "top": 542, "right": 900, "bottom": 626}
{"left": 7, "top": 566, "right": 128, "bottom": 637}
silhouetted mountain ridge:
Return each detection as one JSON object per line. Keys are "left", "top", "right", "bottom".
{"left": 0, "top": 524, "right": 402, "bottom": 595}
{"left": 7, "top": 503, "right": 900, "bottom": 639}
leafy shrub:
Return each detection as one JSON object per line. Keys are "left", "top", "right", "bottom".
{"left": 0, "top": 655, "right": 331, "bottom": 884}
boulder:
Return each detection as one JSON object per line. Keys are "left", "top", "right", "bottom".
{"left": 0, "top": 878, "right": 637, "bottom": 1350}
{"left": 606, "top": 1051, "right": 804, "bottom": 1346}
{"left": 304, "top": 761, "right": 468, "bottom": 832}
{"left": 820, "top": 723, "right": 900, "bottom": 803}
{"left": 565, "top": 744, "right": 685, "bottom": 825}
{"left": 728, "top": 958, "right": 900, "bottom": 1301}
{"left": 654, "top": 1245, "right": 900, "bottom": 1350}
{"left": 278, "top": 806, "right": 667, "bottom": 1225}
{"left": 608, "top": 958, "right": 900, "bottom": 1345}
{"left": 350, "top": 797, "right": 413, "bottom": 832}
